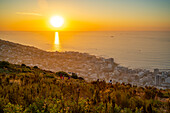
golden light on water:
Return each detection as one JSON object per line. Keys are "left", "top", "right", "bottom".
{"left": 53, "top": 32, "right": 61, "bottom": 51}
{"left": 55, "top": 32, "right": 59, "bottom": 45}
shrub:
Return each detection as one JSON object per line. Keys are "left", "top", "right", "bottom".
{"left": 0, "top": 61, "right": 168, "bottom": 113}
{"left": 56, "top": 71, "right": 70, "bottom": 77}
{"left": 78, "top": 77, "right": 84, "bottom": 80}
{"left": 114, "top": 104, "right": 121, "bottom": 113}
{"left": 45, "top": 74, "right": 54, "bottom": 78}
{"left": 21, "top": 64, "right": 26, "bottom": 67}
{"left": 71, "top": 73, "right": 78, "bottom": 79}
{"left": 144, "top": 89, "right": 156, "bottom": 99}
{"left": 4, "top": 103, "right": 23, "bottom": 113}
{"left": 0, "top": 61, "right": 10, "bottom": 68}
{"left": 26, "top": 66, "right": 31, "bottom": 69}
{"left": 33, "top": 66, "right": 38, "bottom": 69}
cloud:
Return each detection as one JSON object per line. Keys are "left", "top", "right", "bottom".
{"left": 16, "top": 0, "right": 48, "bottom": 16}
{"left": 16, "top": 12, "right": 42, "bottom": 16}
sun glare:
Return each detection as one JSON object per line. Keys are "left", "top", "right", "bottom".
{"left": 50, "top": 16, "right": 64, "bottom": 27}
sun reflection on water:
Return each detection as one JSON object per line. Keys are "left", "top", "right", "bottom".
{"left": 53, "top": 32, "right": 60, "bottom": 51}
{"left": 55, "top": 32, "right": 59, "bottom": 44}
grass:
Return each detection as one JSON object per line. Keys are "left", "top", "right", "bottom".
{"left": 0, "top": 61, "right": 169, "bottom": 113}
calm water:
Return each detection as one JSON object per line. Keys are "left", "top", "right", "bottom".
{"left": 0, "top": 31, "right": 170, "bottom": 70}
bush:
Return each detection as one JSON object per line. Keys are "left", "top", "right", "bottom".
{"left": 21, "top": 64, "right": 26, "bottom": 67}
{"left": 0, "top": 61, "right": 10, "bottom": 68}
{"left": 45, "top": 74, "right": 54, "bottom": 78}
{"left": 33, "top": 66, "right": 38, "bottom": 69}
{"left": 71, "top": 73, "right": 78, "bottom": 79}
{"left": 56, "top": 71, "right": 69, "bottom": 77}
{"left": 4, "top": 103, "right": 23, "bottom": 113}
{"left": 144, "top": 89, "right": 156, "bottom": 99}
{"left": 0, "top": 61, "right": 168, "bottom": 113}
{"left": 78, "top": 77, "right": 84, "bottom": 80}
{"left": 26, "top": 66, "right": 31, "bottom": 69}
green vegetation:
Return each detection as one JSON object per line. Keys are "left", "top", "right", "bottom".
{"left": 0, "top": 61, "right": 169, "bottom": 113}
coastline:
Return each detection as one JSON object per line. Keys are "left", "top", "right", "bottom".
{"left": 1, "top": 31, "right": 170, "bottom": 71}
{"left": 0, "top": 39, "right": 170, "bottom": 89}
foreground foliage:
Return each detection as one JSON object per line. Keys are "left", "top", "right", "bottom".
{"left": 0, "top": 61, "right": 169, "bottom": 113}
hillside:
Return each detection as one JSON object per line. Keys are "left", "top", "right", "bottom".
{"left": 0, "top": 61, "right": 169, "bottom": 113}
{"left": 1, "top": 39, "right": 170, "bottom": 89}
{"left": 0, "top": 39, "right": 117, "bottom": 82}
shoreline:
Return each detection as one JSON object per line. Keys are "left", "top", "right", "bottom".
{"left": 1, "top": 31, "right": 169, "bottom": 71}
{"left": 0, "top": 39, "right": 170, "bottom": 89}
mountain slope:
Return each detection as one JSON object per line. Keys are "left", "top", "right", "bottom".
{"left": 0, "top": 61, "right": 169, "bottom": 113}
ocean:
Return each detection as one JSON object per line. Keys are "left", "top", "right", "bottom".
{"left": 0, "top": 31, "right": 170, "bottom": 71}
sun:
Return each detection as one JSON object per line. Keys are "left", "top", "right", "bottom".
{"left": 50, "top": 16, "right": 64, "bottom": 27}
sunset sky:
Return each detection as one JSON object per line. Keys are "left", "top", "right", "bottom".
{"left": 0, "top": 0, "right": 170, "bottom": 31}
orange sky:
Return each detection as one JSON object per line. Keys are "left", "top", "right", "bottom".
{"left": 0, "top": 0, "right": 170, "bottom": 31}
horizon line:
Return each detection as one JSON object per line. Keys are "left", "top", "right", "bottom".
{"left": 0, "top": 30, "right": 170, "bottom": 32}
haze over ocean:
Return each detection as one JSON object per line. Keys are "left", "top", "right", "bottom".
{"left": 0, "top": 31, "right": 170, "bottom": 70}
